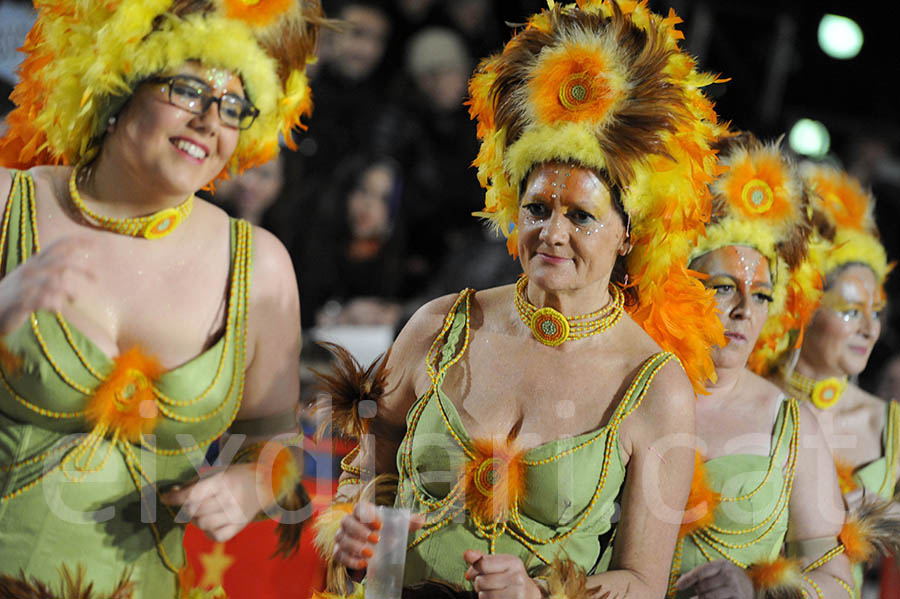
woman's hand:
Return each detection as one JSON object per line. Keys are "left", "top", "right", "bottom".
{"left": 160, "top": 463, "right": 265, "bottom": 543}
{"left": 676, "top": 560, "right": 754, "bottom": 599}
{"left": 332, "top": 501, "right": 424, "bottom": 571}
{"left": 0, "top": 237, "right": 95, "bottom": 336}
{"left": 463, "top": 550, "right": 543, "bottom": 599}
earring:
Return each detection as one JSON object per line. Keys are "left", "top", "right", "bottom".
{"left": 107, "top": 115, "right": 117, "bottom": 130}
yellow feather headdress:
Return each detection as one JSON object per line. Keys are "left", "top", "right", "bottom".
{"left": 685, "top": 133, "right": 814, "bottom": 377}
{"left": 750, "top": 164, "right": 890, "bottom": 375}
{"left": 0, "top": 0, "right": 324, "bottom": 178}
{"left": 804, "top": 164, "right": 891, "bottom": 285}
{"left": 468, "top": 0, "right": 726, "bottom": 392}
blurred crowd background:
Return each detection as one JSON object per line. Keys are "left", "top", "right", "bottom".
{"left": 2, "top": 0, "right": 899, "bottom": 397}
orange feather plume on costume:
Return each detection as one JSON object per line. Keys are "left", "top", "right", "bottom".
{"left": 0, "top": 341, "right": 23, "bottom": 374}
{"left": 464, "top": 437, "right": 526, "bottom": 525}
{"left": 746, "top": 557, "right": 803, "bottom": 594}
{"left": 834, "top": 457, "right": 859, "bottom": 495}
{"left": 840, "top": 516, "right": 874, "bottom": 564}
{"left": 679, "top": 451, "right": 721, "bottom": 538}
{"left": 85, "top": 347, "right": 164, "bottom": 443}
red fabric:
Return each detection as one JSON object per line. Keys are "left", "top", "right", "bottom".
{"left": 880, "top": 554, "right": 900, "bottom": 599}
{"left": 183, "top": 479, "right": 337, "bottom": 599}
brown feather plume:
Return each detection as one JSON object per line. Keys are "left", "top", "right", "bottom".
{"left": 490, "top": 4, "right": 685, "bottom": 190}
{"left": 535, "top": 556, "right": 590, "bottom": 599}
{"left": 311, "top": 342, "right": 393, "bottom": 441}
{"left": 0, "top": 566, "right": 135, "bottom": 599}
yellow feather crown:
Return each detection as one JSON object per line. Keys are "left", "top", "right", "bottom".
{"left": 0, "top": 0, "right": 323, "bottom": 178}
{"left": 804, "top": 163, "right": 890, "bottom": 285}
{"left": 468, "top": 0, "right": 726, "bottom": 392}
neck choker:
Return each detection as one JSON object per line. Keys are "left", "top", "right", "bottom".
{"left": 514, "top": 276, "right": 624, "bottom": 347}
{"left": 69, "top": 166, "right": 193, "bottom": 239}
{"left": 783, "top": 367, "right": 848, "bottom": 409}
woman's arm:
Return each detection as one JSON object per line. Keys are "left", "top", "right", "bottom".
{"left": 785, "top": 402, "right": 854, "bottom": 597}
{"left": 588, "top": 360, "right": 697, "bottom": 598}
{"left": 161, "top": 226, "right": 303, "bottom": 541}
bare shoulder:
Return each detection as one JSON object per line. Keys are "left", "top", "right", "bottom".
{"left": 393, "top": 291, "right": 466, "bottom": 364}
{"left": 642, "top": 356, "right": 695, "bottom": 414}
{"left": 247, "top": 223, "right": 298, "bottom": 301}
{"left": 0, "top": 167, "right": 11, "bottom": 194}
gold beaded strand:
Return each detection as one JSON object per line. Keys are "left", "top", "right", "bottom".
{"left": 514, "top": 276, "right": 623, "bottom": 347}
{"left": 68, "top": 166, "right": 193, "bottom": 240}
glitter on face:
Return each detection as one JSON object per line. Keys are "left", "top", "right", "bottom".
{"left": 204, "top": 67, "right": 233, "bottom": 92}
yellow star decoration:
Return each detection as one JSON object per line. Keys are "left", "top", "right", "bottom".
{"left": 198, "top": 543, "right": 235, "bottom": 589}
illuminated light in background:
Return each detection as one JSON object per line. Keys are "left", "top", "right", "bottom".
{"left": 818, "top": 14, "right": 863, "bottom": 59}
{"left": 789, "top": 119, "right": 831, "bottom": 157}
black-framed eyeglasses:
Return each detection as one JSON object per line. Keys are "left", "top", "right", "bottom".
{"left": 151, "top": 75, "right": 260, "bottom": 130}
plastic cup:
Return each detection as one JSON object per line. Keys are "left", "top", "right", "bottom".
{"left": 364, "top": 506, "right": 411, "bottom": 599}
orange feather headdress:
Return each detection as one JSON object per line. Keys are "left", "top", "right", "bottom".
{"left": 0, "top": 0, "right": 325, "bottom": 178}
{"left": 468, "top": 0, "right": 726, "bottom": 392}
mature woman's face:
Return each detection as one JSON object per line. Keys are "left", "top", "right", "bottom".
{"left": 516, "top": 162, "right": 627, "bottom": 294}
{"left": 800, "top": 264, "right": 882, "bottom": 377}
{"left": 110, "top": 62, "right": 243, "bottom": 195}
{"left": 691, "top": 246, "right": 773, "bottom": 371}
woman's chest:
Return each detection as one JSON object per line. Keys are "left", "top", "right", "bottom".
{"left": 437, "top": 352, "right": 622, "bottom": 449}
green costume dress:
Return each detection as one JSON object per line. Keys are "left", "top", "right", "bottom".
{"left": 668, "top": 397, "right": 800, "bottom": 599}
{"left": 0, "top": 170, "right": 252, "bottom": 598}
{"left": 848, "top": 400, "right": 899, "bottom": 596}
{"left": 395, "top": 289, "right": 676, "bottom": 587}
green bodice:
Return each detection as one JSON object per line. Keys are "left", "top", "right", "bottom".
{"left": 849, "top": 400, "right": 899, "bottom": 597}
{"left": 0, "top": 170, "right": 252, "bottom": 598}
{"left": 396, "top": 289, "right": 675, "bottom": 587}
{"left": 668, "top": 397, "right": 799, "bottom": 599}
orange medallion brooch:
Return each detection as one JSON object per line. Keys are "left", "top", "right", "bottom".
{"left": 465, "top": 437, "right": 526, "bottom": 526}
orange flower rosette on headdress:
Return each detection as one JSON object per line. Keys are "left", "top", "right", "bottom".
{"left": 468, "top": 0, "right": 727, "bottom": 392}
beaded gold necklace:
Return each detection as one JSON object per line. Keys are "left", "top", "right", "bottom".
{"left": 782, "top": 367, "right": 847, "bottom": 410}
{"left": 68, "top": 166, "right": 193, "bottom": 239}
{"left": 514, "top": 275, "right": 624, "bottom": 347}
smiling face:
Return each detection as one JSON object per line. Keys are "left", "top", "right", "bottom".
{"left": 516, "top": 162, "right": 627, "bottom": 298}
{"left": 690, "top": 246, "right": 773, "bottom": 371}
{"left": 106, "top": 62, "right": 243, "bottom": 195}
{"left": 800, "top": 264, "right": 883, "bottom": 377}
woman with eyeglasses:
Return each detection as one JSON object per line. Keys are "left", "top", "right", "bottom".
{"left": 0, "top": 1, "right": 322, "bottom": 597}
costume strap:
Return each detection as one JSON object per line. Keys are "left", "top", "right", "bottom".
{"left": 613, "top": 351, "right": 675, "bottom": 421}
{"left": 771, "top": 397, "right": 799, "bottom": 464}
{"left": 426, "top": 289, "right": 474, "bottom": 386}
{"left": 229, "top": 409, "right": 297, "bottom": 438}
{"left": 879, "top": 400, "right": 899, "bottom": 496}
{"left": 0, "top": 169, "right": 38, "bottom": 277}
